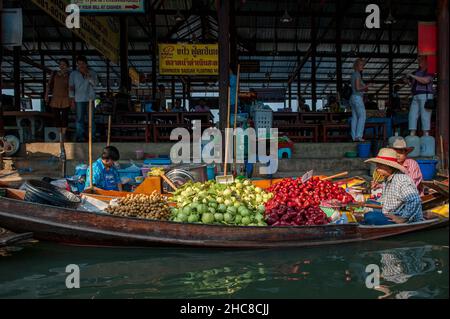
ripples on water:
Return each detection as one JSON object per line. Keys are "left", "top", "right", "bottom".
{"left": 0, "top": 229, "right": 448, "bottom": 299}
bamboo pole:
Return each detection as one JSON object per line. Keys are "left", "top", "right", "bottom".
{"left": 233, "top": 64, "right": 241, "bottom": 175}
{"left": 88, "top": 100, "right": 93, "bottom": 190}
{"left": 107, "top": 115, "right": 112, "bottom": 146}
{"left": 440, "top": 135, "right": 446, "bottom": 171}
{"left": 224, "top": 87, "right": 231, "bottom": 176}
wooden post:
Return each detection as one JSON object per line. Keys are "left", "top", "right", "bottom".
{"left": 182, "top": 81, "right": 187, "bottom": 110}
{"left": 311, "top": 16, "right": 317, "bottom": 111}
{"left": 89, "top": 100, "right": 93, "bottom": 190}
{"left": 388, "top": 24, "right": 394, "bottom": 101}
{"left": 13, "top": 46, "right": 21, "bottom": 111}
{"left": 217, "top": 0, "right": 230, "bottom": 132}
{"left": 72, "top": 36, "right": 77, "bottom": 71}
{"left": 288, "top": 82, "right": 292, "bottom": 109}
{"left": 106, "top": 59, "right": 111, "bottom": 94}
{"left": 297, "top": 55, "right": 301, "bottom": 111}
{"left": 171, "top": 77, "right": 175, "bottom": 109}
{"left": 151, "top": 10, "right": 157, "bottom": 100}
{"left": 336, "top": 0, "right": 343, "bottom": 96}
{"left": 107, "top": 115, "right": 112, "bottom": 146}
{"left": 120, "top": 16, "right": 129, "bottom": 93}
{"left": 233, "top": 64, "right": 241, "bottom": 174}
{"left": 438, "top": 0, "right": 449, "bottom": 163}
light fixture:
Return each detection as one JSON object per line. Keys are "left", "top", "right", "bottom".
{"left": 384, "top": 10, "right": 397, "bottom": 25}
{"left": 175, "top": 10, "right": 184, "bottom": 22}
{"left": 280, "top": 9, "right": 293, "bottom": 24}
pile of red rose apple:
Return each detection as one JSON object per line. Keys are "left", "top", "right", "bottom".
{"left": 264, "top": 177, "right": 354, "bottom": 226}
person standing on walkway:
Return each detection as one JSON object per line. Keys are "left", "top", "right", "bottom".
{"left": 69, "top": 56, "right": 98, "bottom": 142}
{"left": 350, "top": 58, "right": 370, "bottom": 142}
{"left": 45, "top": 58, "right": 71, "bottom": 141}
{"left": 407, "top": 55, "right": 434, "bottom": 137}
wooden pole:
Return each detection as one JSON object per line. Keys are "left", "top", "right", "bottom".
{"left": 224, "top": 87, "right": 231, "bottom": 176}
{"left": 311, "top": 15, "right": 317, "bottom": 111}
{"left": 233, "top": 64, "right": 241, "bottom": 175}
{"left": 89, "top": 100, "right": 93, "bottom": 190}
{"left": 119, "top": 16, "right": 129, "bottom": 93}
{"left": 107, "top": 115, "right": 112, "bottom": 146}
{"left": 217, "top": 0, "right": 230, "bottom": 133}
{"left": 13, "top": 46, "right": 21, "bottom": 111}
{"left": 336, "top": 0, "right": 343, "bottom": 96}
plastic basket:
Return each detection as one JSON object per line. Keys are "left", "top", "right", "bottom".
{"left": 253, "top": 109, "right": 273, "bottom": 137}
{"left": 417, "top": 159, "right": 438, "bottom": 181}
{"left": 144, "top": 158, "right": 172, "bottom": 166}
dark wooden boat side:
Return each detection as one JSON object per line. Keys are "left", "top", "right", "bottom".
{"left": 0, "top": 197, "right": 448, "bottom": 248}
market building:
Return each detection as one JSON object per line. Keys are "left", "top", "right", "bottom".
{"left": 0, "top": 0, "right": 449, "bottom": 301}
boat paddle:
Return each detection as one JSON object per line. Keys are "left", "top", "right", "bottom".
{"left": 216, "top": 86, "right": 234, "bottom": 185}
{"left": 321, "top": 171, "right": 349, "bottom": 181}
{"left": 107, "top": 115, "right": 112, "bottom": 147}
{"left": 233, "top": 64, "right": 241, "bottom": 176}
{"left": 59, "top": 127, "right": 66, "bottom": 178}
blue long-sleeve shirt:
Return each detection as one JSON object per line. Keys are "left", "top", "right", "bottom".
{"left": 85, "top": 158, "right": 121, "bottom": 191}
{"left": 69, "top": 70, "right": 98, "bottom": 102}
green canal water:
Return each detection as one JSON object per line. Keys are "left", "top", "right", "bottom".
{"left": 0, "top": 229, "right": 448, "bottom": 299}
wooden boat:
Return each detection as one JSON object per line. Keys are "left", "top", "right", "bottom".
{"left": 0, "top": 188, "right": 448, "bottom": 248}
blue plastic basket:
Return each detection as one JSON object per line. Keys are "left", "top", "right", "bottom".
{"left": 144, "top": 158, "right": 172, "bottom": 166}
{"left": 357, "top": 143, "right": 371, "bottom": 158}
{"left": 417, "top": 159, "right": 438, "bottom": 181}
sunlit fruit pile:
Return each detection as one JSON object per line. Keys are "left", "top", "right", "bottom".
{"left": 170, "top": 180, "right": 273, "bottom": 226}
{"left": 105, "top": 192, "right": 171, "bottom": 220}
{"left": 264, "top": 177, "right": 354, "bottom": 226}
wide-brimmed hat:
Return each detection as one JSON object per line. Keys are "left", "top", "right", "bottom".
{"left": 391, "top": 138, "right": 414, "bottom": 154}
{"left": 365, "top": 148, "right": 407, "bottom": 173}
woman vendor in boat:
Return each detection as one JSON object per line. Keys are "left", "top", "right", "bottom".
{"left": 363, "top": 148, "right": 423, "bottom": 225}
{"left": 391, "top": 138, "right": 423, "bottom": 193}
{"left": 85, "top": 146, "right": 123, "bottom": 191}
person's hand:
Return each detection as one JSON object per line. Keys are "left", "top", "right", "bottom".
{"left": 70, "top": 99, "right": 76, "bottom": 111}
{"left": 386, "top": 214, "right": 406, "bottom": 224}
{"left": 371, "top": 181, "right": 383, "bottom": 190}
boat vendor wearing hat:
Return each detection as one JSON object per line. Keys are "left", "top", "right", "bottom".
{"left": 363, "top": 148, "right": 423, "bottom": 225}
{"left": 391, "top": 138, "right": 423, "bottom": 192}
{"left": 85, "top": 146, "right": 123, "bottom": 191}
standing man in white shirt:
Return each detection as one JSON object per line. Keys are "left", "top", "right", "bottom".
{"left": 69, "top": 56, "right": 98, "bottom": 142}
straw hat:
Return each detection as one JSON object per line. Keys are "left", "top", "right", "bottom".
{"left": 365, "top": 148, "right": 407, "bottom": 173}
{"left": 391, "top": 138, "right": 414, "bottom": 154}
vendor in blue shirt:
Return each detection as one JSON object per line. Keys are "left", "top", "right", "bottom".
{"left": 85, "top": 146, "right": 123, "bottom": 191}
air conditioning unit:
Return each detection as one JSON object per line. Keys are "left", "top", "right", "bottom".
{"left": 44, "top": 127, "right": 61, "bottom": 143}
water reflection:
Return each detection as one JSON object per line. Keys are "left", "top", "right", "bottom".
{"left": 0, "top": 229, "right": 448, "bottom": 299}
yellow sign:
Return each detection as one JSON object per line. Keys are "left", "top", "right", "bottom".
{"left": 159, "top": 44, "right": 219, "bottom": 76}
{"left": 31, "top": 0, "right": 120, "bottom": 64}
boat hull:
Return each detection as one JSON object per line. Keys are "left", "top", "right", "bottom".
{"left": 0, "top": 197, "right": 448, "bottom": 248}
